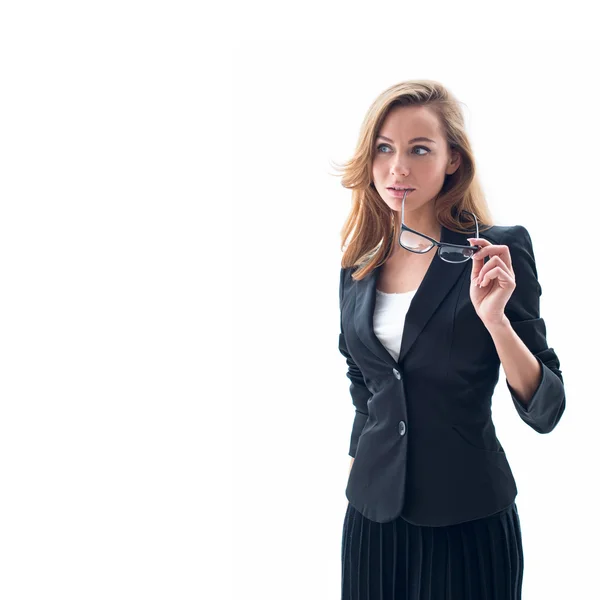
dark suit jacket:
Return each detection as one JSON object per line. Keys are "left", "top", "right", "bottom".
{"left": 338, "top": 223, "right": 566, "bottom": 526}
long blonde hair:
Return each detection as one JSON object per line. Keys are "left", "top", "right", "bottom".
{"left": 332, "top": 79, "right": 494, "bottom": 281}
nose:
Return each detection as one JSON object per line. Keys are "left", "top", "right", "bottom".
{"left": 390, "top": 154, "right": 409, "bottom": 177}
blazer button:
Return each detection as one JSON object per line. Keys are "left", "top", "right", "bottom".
{"left": 392, "top": 368, "right": 402, "bottom": 380}
{"left": 398, "top": 421, "right": 406, "bottom": 436}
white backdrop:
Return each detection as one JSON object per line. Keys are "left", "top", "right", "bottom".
{"left": 0, "top": 5, "right": 598, "bottom": 600}
{"left": 231, "top": 40, "right": 599, "bottom": 599}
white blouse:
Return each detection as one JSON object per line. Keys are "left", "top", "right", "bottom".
{"left": 373, "top": 288, "right": 418, "bottom": 362}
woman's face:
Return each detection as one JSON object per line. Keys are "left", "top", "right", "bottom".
{"left": 371, "top": 105, "right": 461, "bottom": 215}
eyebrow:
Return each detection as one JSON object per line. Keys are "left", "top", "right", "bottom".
{"left": 376, "top": 135, "right": 437, "bottom": 144}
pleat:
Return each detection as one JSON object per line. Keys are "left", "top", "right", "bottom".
{"left": 514, "top": 506, "right": 524, "bottom": 597}
{"left": 391, "top": 514, "right": 398, "bottom": 598}
{"left": 357, "top": 510, "right": 366, "bottom": 598}
{"left": 342, "top": 504, "right": 351, "bottom": 596}
{"left": 420, "top": 527, "right": 435, "bottom": 600}
{"left": 494, "top": 509, "right": 512, "bottom": 599}
{"left": 341, "top": 502, "right": 523, "bottom": 600}
{"left": 470, "top": 513, "right": 493, "bottom": 596}
{"left": 429, "top": 525, "right": 447, "bottom": 599}
{"left": 445, "top": 524, "right": 465, "bottom": 597}
{"left": 506, "top": 505, "right": 524, "bottom": 598}
{"left": 406, "top": 520, "right": 424, "bottom": 600}
{"left": 404, "top": 519, "right": 410, "bottom": 599}
{"left": 459, "top": 525, "right": 475, "bottom": 600}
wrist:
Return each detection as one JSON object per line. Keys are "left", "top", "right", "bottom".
{"left": 484, "top": 314, "right": 512, "bottom": 336}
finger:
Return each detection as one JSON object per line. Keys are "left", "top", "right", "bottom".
{"left": 467, "top": 240, "right": 512, "bottom": 270}
{"left": 467, "top": 238, "right": 490, "bottom": 280}
{"left": 470, "top": 252, "right": 482, "bottom": 280}
{"left": 467, "top": 237, "right": 491, "bottom": 259}
{"left": 479, "top": 265, "right": 515, "bottom": 288}
{"left": 475, "top": 255, "right": 512, "bottom": 284}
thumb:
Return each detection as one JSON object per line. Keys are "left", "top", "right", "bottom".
{"left": 466, "top": 239, "right": 482, "bottom": 279}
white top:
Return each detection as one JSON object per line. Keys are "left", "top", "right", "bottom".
{"left": 373, "top": 288, "right": 418, "bottom": 362}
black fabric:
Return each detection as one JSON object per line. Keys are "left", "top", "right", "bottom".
{"left": 341, "top": 501, "right": 524, "bottom": 600}
{"left": 339, "top": 224, "right": 565, "bottom": 525}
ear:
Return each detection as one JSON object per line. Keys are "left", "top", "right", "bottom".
{"left": 445, "top": 149, "right": 461, "bottom": 176}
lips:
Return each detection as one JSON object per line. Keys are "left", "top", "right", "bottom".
{"left": 387, "top": 187, "right": 415, "bottom": 197}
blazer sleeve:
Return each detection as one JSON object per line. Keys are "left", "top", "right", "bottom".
{"left": 338, "top": 267, "right": 372, "bottom": 457}
{"left": 503, "top": 225, "right": 566, "bottom": 433}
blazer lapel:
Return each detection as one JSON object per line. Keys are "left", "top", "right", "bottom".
{"left": 353, "top": 224, "right": 472, "bottom": 367}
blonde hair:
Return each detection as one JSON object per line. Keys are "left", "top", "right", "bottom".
{"left": 332, "top": 79, "right": 494, "bottom": 281}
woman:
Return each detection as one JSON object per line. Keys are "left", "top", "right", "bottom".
{"left": 336, "top": 80, "right": 566, "bottom": 599}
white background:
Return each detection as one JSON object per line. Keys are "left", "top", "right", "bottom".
{"left": 0, "top": 3, "right": 598, "bottom": 600}
{"left": 230, "top": 41, "right": 599, "bottom": 599}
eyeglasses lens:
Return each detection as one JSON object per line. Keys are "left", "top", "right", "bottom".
{"left": 439, "top": 246, "right": 474, "bottom": 263}
{"left": 399, "top": 230, "right": 434, "bottom": 252}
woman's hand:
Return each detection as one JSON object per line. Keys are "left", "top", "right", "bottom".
{"left": 466, "top": 237, "right": 516, "bottom": 329}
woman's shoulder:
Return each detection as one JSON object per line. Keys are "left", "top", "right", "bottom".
{"left": 480, "top": 223, "right": 532, "bottom": 246}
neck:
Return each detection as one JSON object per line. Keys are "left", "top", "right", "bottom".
{"left": 389, "top": 206, "right": 442, "bottom": 261}
{"left": 394, "top": 213, "right": 442, "bottom": 242}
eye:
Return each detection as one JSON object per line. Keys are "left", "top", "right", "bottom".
{"left": 413, "top": 145, "right": 430, "bottom": 155}
{"left": 375, "top": 143, "right": 431, "bottom": 155}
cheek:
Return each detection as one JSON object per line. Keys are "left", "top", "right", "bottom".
{"left": 372, "top": 160, "right": 384, "bottom": 175}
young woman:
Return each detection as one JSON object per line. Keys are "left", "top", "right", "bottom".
{"left": 336, "top": 80, "right": 566, "bottom": 599}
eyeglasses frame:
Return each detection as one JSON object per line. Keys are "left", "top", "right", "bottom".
{"left": 398, "top": 189, "right": 482, "bottom": 263}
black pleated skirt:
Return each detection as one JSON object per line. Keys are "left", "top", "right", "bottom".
{"left": 341, "top": 501, "right": 523, "bottom": 600}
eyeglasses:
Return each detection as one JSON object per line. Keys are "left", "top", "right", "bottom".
{"left": 398, "top": 189, "right": 482, "bottom": 263}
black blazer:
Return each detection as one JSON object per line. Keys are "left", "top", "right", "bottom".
{"left": 339, "top": 223, "right": 566, "bottom": 527}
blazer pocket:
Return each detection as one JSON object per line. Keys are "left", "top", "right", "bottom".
{"left": 451, "top": 424, "right": 505, "bottom": 455}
